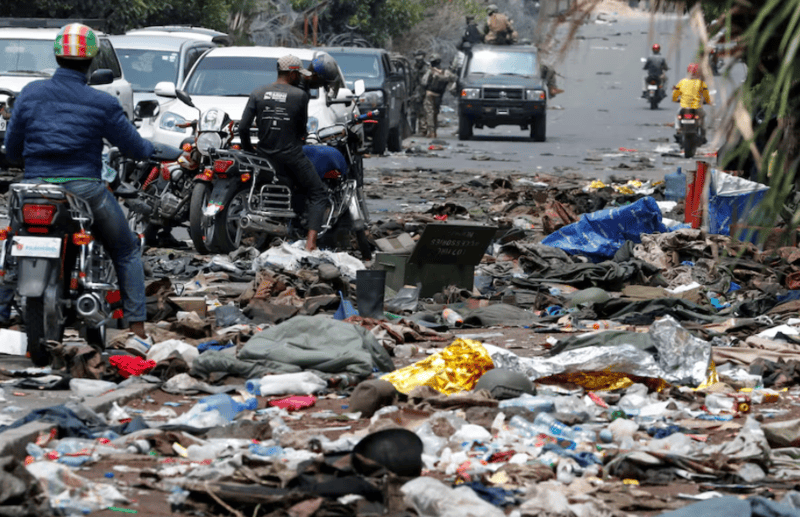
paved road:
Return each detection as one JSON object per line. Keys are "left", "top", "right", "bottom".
{"left": 366, "top": 12, "right": 745, "bottom": 186}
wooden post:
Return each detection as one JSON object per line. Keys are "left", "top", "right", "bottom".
{"left": 313, "top": 10, "right": 318, "bottom": 47}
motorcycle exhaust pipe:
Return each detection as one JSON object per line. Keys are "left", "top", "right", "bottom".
{"left": 347, "top": 195, "right": 366, "bottom": 231}
{"left": 76, "top": 293, "right": 105, "bottom": 324}
{"left": 239, "top": 214, "right": 287, "bottom": 235}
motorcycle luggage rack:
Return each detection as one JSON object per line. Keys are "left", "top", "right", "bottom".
{"left": 10, "top": 183, "right": 93, "bottom": 226}
{"left": 250, "top": 183, "right": 294, "bottom": 218}
{"left": 211, "top": 148, "right": 276, "bottom": 177}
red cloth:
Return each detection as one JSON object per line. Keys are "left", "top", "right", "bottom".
{"left": 109, "top": 355, "right": 157, "bottom": 378}
{"left": 268, "top": 395, "right": 316, "bottom": 411}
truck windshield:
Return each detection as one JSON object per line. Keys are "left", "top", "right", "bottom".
{"left": 466, "top": 50, "right": 538, "bottom": 77}
{"left": 329, "top": 53, "right": 381, "bottom": 79}
{"left": 116, "top": 49, "right": 179, "bottom": 92}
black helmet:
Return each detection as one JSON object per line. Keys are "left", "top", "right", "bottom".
{"left": 352, "top": 429, "right": 423, "bottom": 477}
{"left": 429, "top": 53, "right": 441, "bottom": 66}
{"left": 473, "top": 368, "right": 535, "bottom": 400}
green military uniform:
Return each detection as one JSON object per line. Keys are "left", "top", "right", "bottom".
{"left": 410, "top": 51, "right": 428, "bottom": 135}
{"left": 421, "top": 55, "right": 456, "bottom": 138}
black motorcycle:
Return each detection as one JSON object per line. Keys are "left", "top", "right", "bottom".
{"left": 644, "top": 75, "right": 666, "bottom": 110}
{"left": 0, "top": 182, "right": 140, "bottom": 366}
{"left": 198, "top": 110, "right": 378, "bottom": 259}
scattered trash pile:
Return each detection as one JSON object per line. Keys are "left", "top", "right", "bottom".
{"left": 5, "top": 167, "right": 800, "bottom": 516}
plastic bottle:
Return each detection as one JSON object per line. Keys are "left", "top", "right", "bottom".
{"left": 442, "top": 308, "right": 464, "bottom": 327}
{"left": 245, "top": 371, "right": 327, "bottom": 396}
{"left": 533, "top": 412, "right": 573, "bottom": 439}
{"left": 394, "top": 344, "right": 419, "bottom": 358}
{"left": 498, "top": 394, "right": 555, "bottom": 414}
{"left": 249, "top": 443, "right": 283, "bottom": 457}
{"left": 576, "top": 320, "right": 612, "bottom": 331}
{"left": 198, "top": 394, "right": 257, "bottom": 421}
{"left": 664, "top": 166, "right": 686, "bottom": 202}
{"left": 26, "top": 442, "right": 45, "bottom": 461}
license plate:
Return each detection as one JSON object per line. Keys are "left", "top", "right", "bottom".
{"left": 497, "top": 109, "right": 509, "bottom": 115}
{"left": 682, "top": 119, "right": 696, "bottom": 124}
{"left": 11, "top": 236, "right": 61, "bottom": 258}
{"left": 648, "top": 85, "right": 658, "bottom": 90}
{"left": 0, "top": 118, "right": 6, "bottom": 131}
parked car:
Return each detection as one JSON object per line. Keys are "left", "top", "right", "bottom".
{"left": 0, "top": 25, "right": 134, "bottom": 171}
{"left": 109, "top": 33, "right": 217, "bottom": 111}
{"left": 320, "top": 47, "right": 409, "bottom": 154}
{"left": 137, "top": 46, "right": 358, "bottom": 149}
{"left": 457, "top": 44, "right": 548, "bottom": 141}
{"left": 126, "top": 26, "right": 232, "bottom": 45}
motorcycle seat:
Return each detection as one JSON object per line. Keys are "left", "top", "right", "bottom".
{"left": 114, "top": 182, "right": 141, "bottom": 199}
{"left": 151, "top": 142, "right": 184, "bottom": 161}
{"left": 302, "top": 145, "right": 348, "bottom": 180}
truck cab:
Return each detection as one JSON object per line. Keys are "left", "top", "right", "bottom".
{"left": 457, "top": 44, "right": 548, "bottom": 141}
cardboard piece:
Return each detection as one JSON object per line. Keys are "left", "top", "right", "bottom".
{"left": 169, "top": 297, "right": 207, "bottom": 318}
{"left": 0, "top": 329, "right": 27, "bottom": 356}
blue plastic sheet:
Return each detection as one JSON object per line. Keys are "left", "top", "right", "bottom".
{"left": 708, "top": 170, "right": 769, "bottom": 237}
{"left": 541, "top": 197, "right": 669, "bottom": 261}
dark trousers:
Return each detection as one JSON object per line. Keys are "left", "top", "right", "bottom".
{"left": 266, "top": 149, "right": 327, "bottom": 233}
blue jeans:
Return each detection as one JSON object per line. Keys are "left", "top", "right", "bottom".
{"left": 0, "top": 180, "right": 146, "bottom": 323}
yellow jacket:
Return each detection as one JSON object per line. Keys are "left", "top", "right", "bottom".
{"left": 672, "top": 78, "right": 711, "bottom": 109}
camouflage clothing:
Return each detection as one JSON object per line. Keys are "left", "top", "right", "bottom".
{"left": 410, "top": 57, "right": 428, "bottom": 134}
{"left": 422, "top": 66, "right": 456, "bottom": 137}
{"left": 484, "top": 12, "right": 518, "bottom": 45}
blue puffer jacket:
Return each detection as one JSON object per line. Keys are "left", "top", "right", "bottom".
{"left": 4, "top": 68, "right": 153, "bottom": 180}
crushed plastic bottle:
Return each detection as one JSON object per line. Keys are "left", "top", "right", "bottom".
{"left": 69, "top": 378, "right": 118, "bottom": 398}
{"left": 394, "top": 344, "right": 419, "bottom": 358}
{"left": 198, "top": 394, "right": 257, "bottom": 421}
{"left": 498, "top": 393, "right": 555, "bottom": 414}
{"left": 249, "top": 443, "right": 284, "bottom": 457}
{"left": 245, "top": 372, "right": 327, "bottom": 396}
{"left": 443, "top": 308, "right": 464, "bottom": 327}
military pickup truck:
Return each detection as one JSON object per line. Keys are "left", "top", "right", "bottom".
{"left": 321, "top": 47, "right": 409, "bottom": 154}
{"left": 456, "top": 44, "right": 548, "bottom": 141}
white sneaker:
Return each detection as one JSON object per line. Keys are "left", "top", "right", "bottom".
{"left": 124, "top": 335, "right": 154, "bottom": 358}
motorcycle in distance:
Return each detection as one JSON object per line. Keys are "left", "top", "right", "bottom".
{"left": 0, "top": 163, "right": 145, "bottom": 366}
{"left": 199, "top": 80, "right": 375, "bottom": 259}
{"left": 645, "top": 74, "right": 666, "bottom": 110}
{"left": 676, "top": 108, "right": 705, "bottom": 159}
{"left": 122, "top": 94, "right": 235, "bottom": 254}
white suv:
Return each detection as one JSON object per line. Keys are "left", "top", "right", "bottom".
{"left": 138, "top": 46, "right": 357, "bottom": 148}
{"left": 0, "top": 28, "right": 134, "bottom": 119}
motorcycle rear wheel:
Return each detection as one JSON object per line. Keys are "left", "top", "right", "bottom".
{"left": 189, "top": 182, "right": 213, "bottom": 254}
{"left": 25, "top": 281, "right": 65, "bottom": 367}
{"left": 650, "top": 97, "right": 659, "bottom": 110}
{"left": 212, "top": 184, "right": 269, "bottom": 253}
{"left": 683, "top": 134, "right": 697, "bottom": 158}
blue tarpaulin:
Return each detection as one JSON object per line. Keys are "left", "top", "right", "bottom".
{"left": 708, "top": 170, "right": 769, "bottom": 237}
{"left": 541, "top": 196, "right": 669, "bottom": 261}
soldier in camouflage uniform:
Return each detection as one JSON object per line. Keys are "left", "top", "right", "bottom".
{"left": 409, "top": 50, "right": 428, "bottom": 135}
{"left": 421, "top": 54, "right": 456, "bottom": 138}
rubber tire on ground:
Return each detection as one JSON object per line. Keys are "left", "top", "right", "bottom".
{"left": 458, "top": 115, "right": 473, "bottom": 141}
{"left": 387, "top": 124, "right": 402, "bottom": 152}
{"left": 683, "top": 134, "right": 696, "bottom": 159}
{"left": 531, "top": 115, "right": 546, "bottom": 142}
{"left": 25, "top": 289, "right": 65, "bottom": 367}
{"left": 188, "top": 182, "right": 213, "bottom": 254}
{"left": 371, "top": 120, "right": 389, "bottom": 155}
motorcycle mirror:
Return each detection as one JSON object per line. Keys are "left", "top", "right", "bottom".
{"left": 175, "top": 89, "right": 195, "bottom": 108}
{"left": 135, "top": 100, "right": 160, "bottom": 119}
{"left": 640, "top": 57, "right": 647, "bottom": 62}
{"left": 88, "top": 69, "right": 114, "bottom": 86}
{"left": 354, "top": 79, "right": 366, "bottom": 97}
{"left": 154, "top": 81, "right": 177, "bottom": 98}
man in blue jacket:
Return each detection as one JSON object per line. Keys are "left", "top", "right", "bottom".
{"left": 0, "top": 23, "right": 154, "bottom": 339}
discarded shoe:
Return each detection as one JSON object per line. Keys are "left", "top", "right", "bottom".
{"left": 124, "top": 334, "right": 154, "bottom": 358}
{"left": 550, "top": 87, "right": 565, "bottom": 97}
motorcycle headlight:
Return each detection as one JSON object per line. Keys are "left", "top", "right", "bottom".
{"left": 461, "top": 88, "right": 480, "bottom": 100}
{"left": 307, "top": 116, "right": 319, "bottom": 134}
{"left": 159, "top": 112, "right": 188, "bottom": 133}
{"left": 526, "top": 89, "right": 545, "bottom": 100}
{"left": 196, "top": 132, "right": 222, "bottom": 157}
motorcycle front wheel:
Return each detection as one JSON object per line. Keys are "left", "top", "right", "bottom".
{"left": 188, "top": 182, "right": 213, "bottom": 254}
{"left": 25, "top": 280, "right": 65, "bottom": 367}
{"left": 212, "top": 184, "right": 269, "bottom": 253}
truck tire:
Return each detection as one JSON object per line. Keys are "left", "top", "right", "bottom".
{"left": 531, "top": 115, "right": 546, "bottom": 142}
{"left": 458, "top": 115, "right": 473, "bottom": 140}
{"left": 388, "top": 125, "right": 402, "bottom": 152}
{"left": 372, "top": 121, "right": 389, "bottom": 155}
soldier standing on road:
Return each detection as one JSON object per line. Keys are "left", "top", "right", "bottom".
{"left": 484, "top": 4, "right": 518, "bottom": 45}
{"left": 421, "top": 54, "right": 456, "bottom": 139}
{"left": 409, "top": 50, "right": 428, "bottom": 135}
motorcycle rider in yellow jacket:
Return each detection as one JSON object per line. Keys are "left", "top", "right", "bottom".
{"left": 672, "top": 63, "right": 712, "bottom": 141}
